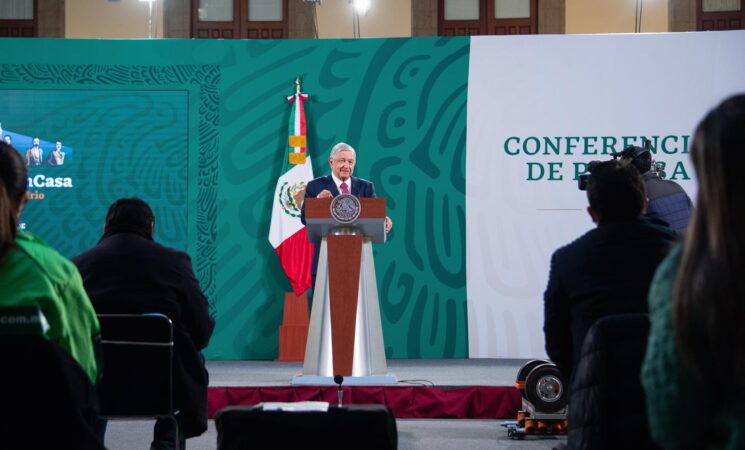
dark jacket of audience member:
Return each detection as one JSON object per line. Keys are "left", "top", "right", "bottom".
{"left": 543, "top": 160, "right": 675, "bottom": 383}
{"left": 568, "top": 314, "right": 659, "bottom": 450}
{"left": 73, "top": 199, "right": 215, "bottom": 438}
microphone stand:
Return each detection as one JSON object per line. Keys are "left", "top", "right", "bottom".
{"left": 333, "top": 375, "right": 344, "bottom": 408}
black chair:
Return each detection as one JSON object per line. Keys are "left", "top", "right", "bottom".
{"left": 0, "top": 307, "right": 104, "bottom": 449}
{"left": 567, "top": 313, "right": 659, "bottom": 450}
{"left": 214, "top": 404, "right": 398, "bottom": 450}
{"left": 97, "top": 313, "right": 180, "bottom": 449}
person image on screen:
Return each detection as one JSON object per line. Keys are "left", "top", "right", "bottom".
{"left": 641, "top": 94, "right": 745, "bottom": 449}
{"left": 73, "top": 198, "right": 215, "bottom": 449}
{"left": 25, "top": 137, "right": 43, "bottom": 167}
{"left": 48, "top": 141, "right": 65, "bottom": 166}
{"left": 0, "top": 123, "right": 9, "bottom": 145}
{"left": 300, "top": 142, "right": 392, "bottom": 287}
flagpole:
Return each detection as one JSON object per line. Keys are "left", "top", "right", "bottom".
{"left": 273, "top": 77, "right": 315, "bottom": 362}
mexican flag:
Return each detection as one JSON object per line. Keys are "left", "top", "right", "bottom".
{"left": 268, "top": 89, "right": 314, "bottom": 295}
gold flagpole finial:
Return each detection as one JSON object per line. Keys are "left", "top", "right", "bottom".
{"left": 295, "top": 76, "right": 301, "bottom": 94}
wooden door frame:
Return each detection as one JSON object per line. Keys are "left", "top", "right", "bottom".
{"left": 696, "top": 0, "right": 744, "bottom": 30}
{"left": 437, "top": 0, "right": 487, "bottom": 35}
{"left": 191, "top": 0, "right": 239, "bottom": 38}
{"left": 437, "top": 0, "right": 540, "bottom": 35}
{"left": 241, "top": 0, "right": 288, "bottom": 38}
{"left": 0, "top": 0, "right": 38, "bottom": 37}
{"left": 192, "top": 0, "right": 288, "bottom": 39}
{"left": 485, "top": 0, "right": 537, "bottom": 34}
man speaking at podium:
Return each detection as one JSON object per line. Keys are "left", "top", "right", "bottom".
{"left": 301, "top": 142, "right": 392, "bottom": 287}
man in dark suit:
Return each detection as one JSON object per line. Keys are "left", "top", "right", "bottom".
{"left": 73, "top": 198, "right": 214, "bottom": 450}
{"left": 25, "top": 137, "right": 43, "bottom": 166}
{"left": 301, "top": 142, "right": 392, "bottom": 286}
{"left": 543, "top": 160, "right": 675, "bottom": 383}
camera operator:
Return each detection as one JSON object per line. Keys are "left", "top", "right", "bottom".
{"left": 617, "top": 144, "right": 692, "bottom": 236}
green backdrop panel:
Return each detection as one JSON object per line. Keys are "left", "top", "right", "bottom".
{"left": 1, "top": 37, "right": 469, "bottom": 359}
{"left": 211, "top": 37, "right": 469, "bottom": 359}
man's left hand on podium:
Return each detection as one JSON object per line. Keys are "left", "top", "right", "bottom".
{"left": 385, "top": 216, "right": 392, "bottom": 233}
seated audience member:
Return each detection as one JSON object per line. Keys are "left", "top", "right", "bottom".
{"left": 0, "top": 141, "right": 103, "bottom": 448}
{"left": 73, "top": 198, "right": 215, "bottom": 450}
{"left": 0, "top": 141, "right": 100, "bottom": 384}
{"left": 642, "top": 94, "right": 745, "bottom": 449}
{"left": 543, "top": 160, "right": 675, "bottom": 383}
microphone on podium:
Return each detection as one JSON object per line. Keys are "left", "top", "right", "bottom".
{"left": 334, "top": 375, "right": 344, "bottom": 407}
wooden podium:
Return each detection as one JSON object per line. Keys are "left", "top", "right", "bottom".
{"left": 292, "top": 196, "right": 396, "bottom": 385}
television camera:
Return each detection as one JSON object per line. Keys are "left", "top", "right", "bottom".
{"left": 578, "top": 139, "right": 665, "bottom": 190}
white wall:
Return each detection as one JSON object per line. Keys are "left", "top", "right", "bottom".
{"left": 566, "top": 0, "right": 668, "bottom": 34}
{"left": 66, "top": 0, "right": 165, "bottom": 39}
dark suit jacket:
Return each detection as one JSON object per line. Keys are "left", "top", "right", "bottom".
{"left": 543, "top": 217, "right": 675, "bottom": 383}
{"left": 72, "top": 231, "right": 215, "bottom": 438}
{"left": 301, "top": 175, "right": 376, "bottom": 276}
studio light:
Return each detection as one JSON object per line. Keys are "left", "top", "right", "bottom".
{"left": 349, "top": 0, "right": 371, "bottom": 38}
{"left": 138, "top": 0, "right": 157, "bottom": 39}
{"left": 352, "top": 0, "right": 371, "bottom": 16}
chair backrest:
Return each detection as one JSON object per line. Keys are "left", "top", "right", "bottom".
{"left": 568, "top": 313, "right": 659, "bottom": 450}
{"left": 0, "top": 307, "right": 104, "bottom": 449}
{"left": 97, "top": 313, "right": 175, "bottom": 418}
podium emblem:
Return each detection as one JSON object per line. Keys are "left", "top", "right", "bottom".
{"left": 330, "top": 194, "right": 361, "bottom": 224}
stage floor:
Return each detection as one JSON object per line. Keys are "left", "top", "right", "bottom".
{"left": 207, "top": 358, "right": 533, "bottom": 387}
{"left": 105, "top": 359, "right": 567, "bottom": 449}
{"left": 206, "top": 358, "right": 536, "bottom": 420}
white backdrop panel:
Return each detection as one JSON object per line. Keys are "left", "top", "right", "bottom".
{"left": 466, "top": 31, "right": 745, "bottom": 358}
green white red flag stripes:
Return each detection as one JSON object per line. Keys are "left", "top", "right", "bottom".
{"left": 268, "top": 91, "right": 314, "bottom": 295}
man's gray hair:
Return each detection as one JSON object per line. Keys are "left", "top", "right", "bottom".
{"left": 329, "top": 142, "right": 356, "bottom": 159}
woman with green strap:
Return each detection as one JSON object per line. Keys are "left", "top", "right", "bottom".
{"left": 0, "top": 141, "right": 100, "bottom": 384}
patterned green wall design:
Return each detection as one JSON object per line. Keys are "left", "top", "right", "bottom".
{"left": 2, "top": 37, "right": 469, "bottom": 359}
{"left": 212, "top": 37, "right": 469, "bottom": 359}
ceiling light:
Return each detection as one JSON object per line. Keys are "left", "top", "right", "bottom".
{"left": 352, "top": 0, "right": 371, "bottom": 15}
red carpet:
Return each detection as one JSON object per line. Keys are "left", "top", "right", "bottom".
{"left": 208, "top": 385, "right": 521, "bottom": 419}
